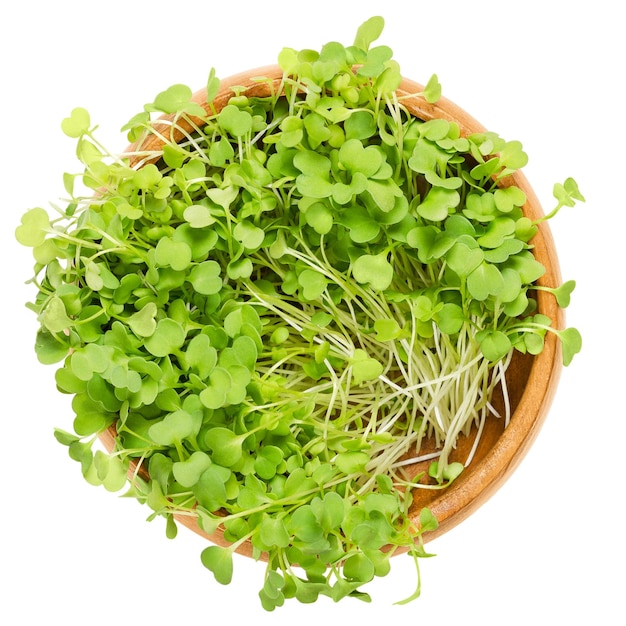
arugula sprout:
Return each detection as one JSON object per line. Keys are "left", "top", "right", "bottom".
{"left": 16, "top": 15, "right": 582, "bottom": 610}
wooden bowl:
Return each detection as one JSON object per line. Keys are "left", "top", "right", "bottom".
{"left": 100, "top": 65, "right": 564, "bottom": 555}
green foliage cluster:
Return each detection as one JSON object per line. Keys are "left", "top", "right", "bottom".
{"left": 16, "top": 16, "right": 582, "bottom": 609}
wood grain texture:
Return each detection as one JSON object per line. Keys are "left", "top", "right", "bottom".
{"left": 101, "top": 65, "right": 564, "bottom": 556}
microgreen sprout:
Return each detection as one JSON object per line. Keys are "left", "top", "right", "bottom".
{"left": 16, "top": 15, "right": 582, "bottom": 610}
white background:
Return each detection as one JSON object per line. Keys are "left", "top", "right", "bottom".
{"left": 1, "top": 1, "right": 623, "bottom": 623}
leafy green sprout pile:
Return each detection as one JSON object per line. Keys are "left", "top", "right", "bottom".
{"left": 16, "top": 17, "right": 583, "bottom": 609}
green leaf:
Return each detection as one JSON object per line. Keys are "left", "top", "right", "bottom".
{"left": 279, "top": 115, "right": 304, "bottom": 147}
{"left": 173, "top": 451, "right": 212, "bottom": 487}
{"left": 83, "top": 260, "right": 103, "bottom": 291}
{"left": 201, "top": 546, "right": 233, "bottom": 585}
{"left": 72, "top": 393, "right": 114, "bottom": 436}
{"left": 204, "top": 427, "right": 244, "bottom": 467}
{"left": 209, "top": 138, "right": 235, "bottom": 167}
{"left": 515, "top": 216, "right": 538, "bottom": 241}
{"left": 419, "top": 507, "right": 439, "bottom": 533}
{"left": 227, "top": 257, "right": 253, "bottom": 280}
{"left": 133, "top": 163, "right": 162, "bottom": 190}
{"left": 61, "top": 107, "right": 91, "bottom": 138}
{"left": 184, "top": 334, "right": 218, "bottom": 379}
{"left": 463, "top": 192, "right": 498, "bottom": 222}
{"left": 425, "top": 170, "right": 462, "bottom": 190}
{"left": 149, "top": 409, "right": 196, "bottom": 445}
{"left": 283, "top": 467, "right": 317, "bottom": 498}
{"left": 340, "top": 206, "right": 380, "bottom": 242}
{"left": 120, "top": 111, "right": 150, "bottom": 141}
{"left": 434, "top": 303, "right": 465, "bottom": 334}
{"left": 94, "top": 451, "right": 128, "bottom": 492}
{"left": 353, "top": 16, "right": 385, "bottom": 52}
{"left": 494, "top": 186, "right": 526, "bottom": 213}
{"left": 196, "top": 510, "right": 223, "bottom": 536}
{"left": 150, "top": 84, "right": 206, "bottom": 117}
{"left": 352, "top": 253, "right": 394, "bottom": 291}
{"left": 467, "top": 262, "right": 505, "bottom": 300}
{"left": 165, "top": 514, "right": 178, "bottom": 539}
{"left": 147, "top": 453, "right": 173, "bottom": 495}
{"left": 553, "top": 177, "right": 585, "bottom": 207}
{"left": 55, "top": 366, "right": 86, "bottom": 394}
{"left": 352, "top": 511, "right": 392, "bottom": 549}
{"left": 553, "top": 279, "right": 576, "bottom": 308}
{"left": 188, "top": 261, "right": 222, "bottom": 295}
{"left": 127, "top": 302, "right": 157, "bottom": 337}
{"left": 233, "top": 220, "right": 265, "bottom": 251}
{"left": 144, "top": 318, "right": 185, "bottom": 357}
{"left": 416, "top": 188, "right": 460, "bottom": 222}
{"left": 343, "top": 553, "right": 375, "bottom": 583}
{"left": 297, "top": 269, "right": 328, "bottom": 301}
{"left": 358, "top": 45, "right": 393, "bottom": 78}
{"left": 523, "top": 331, "right": 545, "bottom": 355}
{"left": 483, "top": 238, "right": 525, "bottom": 264}
{"left": 344, "top": 110, "right": 377, "bottom": 141}
{"left": 499, "top": 140, "right": 528, "bottom": 170}
{"left": 498, "top": 267, "right": 523, "bottom": 303}
{"left": 296, "top": 173, "right": 334, "bottom": 199}
{"left": 351, "top": 348, "right": 383, "bottom": 385}
{"left": 34, "top": 328, "right": 70, "bottom": 364}
{"left": 479, "top": 329, "right": 512, "bottom": 361}
{"left": 373, "top": 318, "right": 403, "bottom": 341}
{"left": 259, "top": 515, "right": 291, "bottom": 549}
{"left": 289, "top": 506, "right": 324, "bottom": 542}
{"left": 218, "top": 104, "right": 253, "bottom": 137}
{"left": 263, "top": 571, "right": 286, "bottom": 602}
{"left": 335, "top": 451, "right": 369, "bottom": 474}
{"left": 15, "top": 207, "right": 50, "bottom": 247}
{"left": 206, "top": 67, "right": 221, "bottom": 103}
{"left": 258, "top": 587, "right": 285, "bottom": 612}
{"left": 423, "top": 74, "right": 442, "bottom": 103}
{"left": 364, "top": 178, "right": 402, "bottom": 213}
{"left": 173, "top": 223, "right": 219, "bottom": 259}
{"left": 504, "top": 250, "right": 546, "bottom": 284}
{"left": 183, "top": 204, "right": 216, "bottom": 228}
{"left": 199, "top": 367, "right": 232, "bottom": 409}
{"left": 375, "top": 61, "right": 402, "bottom": 93}
{"left": 294, "top": 151, "right": 332, "bottom": 197}
{"left": 304, "top": 202, "right": 333, "bottom": 234}
{"left": 446, "top": 241, "right": 484, "bottom": 276}
{"left": 155, "top": 237, "right": 192, "bottom": 271}
{"left": 312, "top": 492, "right": 345, "bottom": 532}
{"left": 41, "top": 296, "right": 73, "bottom": 333}
{"left": 408, "top": 139, "right": 443, "bottom": 175}
{"left": 194, "top": 465, "right": 230, "bottom": 511}
{"left": 560, "top": 327, "right": 582, "bottom": 366}
{"left": 254, "top": 446, "right": 284, "bottom": 480}
{"left": 477, "top": 217, "right": 516, "bottom": 249}
{"left": 338, "top": 139, "right": 382, "bottom": 177}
